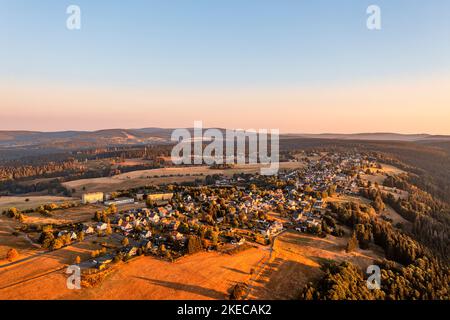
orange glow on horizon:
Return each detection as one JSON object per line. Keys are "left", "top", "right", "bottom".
{"left": 1, "top": 76, "right": 449, "bottom": 134}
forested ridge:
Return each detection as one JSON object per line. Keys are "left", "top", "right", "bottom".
{"left": 301, "top": 200, "right": 449, "bottom": 300}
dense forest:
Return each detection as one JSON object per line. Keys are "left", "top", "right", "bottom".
{"left": 0, "top": 145, "right": 172, "bottom": 195}
{"left": 301, "top": 201, "right": 449, "bottom": 300}
{"left": 300, "top": 140, "right": 450, "bottom": 299}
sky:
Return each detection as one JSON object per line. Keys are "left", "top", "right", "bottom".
{"left": 1, "top": 0, "right": 450, "bottom": 133}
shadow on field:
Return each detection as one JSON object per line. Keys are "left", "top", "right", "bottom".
{"left": 251, "top": 258, "right": 320, "bottom": 300}
{"left": 133, "top": 276, "right": 226, "bottom": 299}
{"left": 221, "top": 266, "right": 248, "bottom": 275}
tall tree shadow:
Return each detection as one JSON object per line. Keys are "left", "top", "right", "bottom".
{"left": 221, "top": 266, "right": 248, "bottom": 275}
{"left": 133, "top": 276, "right": 226, "bottom": 299}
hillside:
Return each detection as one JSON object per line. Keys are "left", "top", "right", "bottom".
{"left": 1, "top": 129, "right": 449, "bottom": 150}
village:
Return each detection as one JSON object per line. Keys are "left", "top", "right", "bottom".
{"left": 1, "top": 152, "right": 381, "bottom": 286}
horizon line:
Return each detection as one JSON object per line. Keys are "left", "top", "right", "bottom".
{"left": 0, "top": 127, "right": 448, "bottom": 137}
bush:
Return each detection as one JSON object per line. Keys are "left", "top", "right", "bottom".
{"left": 346, "top": 232, "right": 358, "bottom": 253}
{"left": 187, "top": 235, "right": 203, "bottom": 254}
{"left": 230, "top": 283, "right": 248, "bottom": 300}
{"left": 51, "top": 238, "right": 64, "bottom": 250}
{"left": 6, "top": 248, "right": 19, "bottom": 262}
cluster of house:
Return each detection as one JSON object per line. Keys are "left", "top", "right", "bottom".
{"left": 69, "top": 152, "right": 376, "bottom": 270}
{"left": 278, "top": 152, "right": 376, "bottom": 231}
{"left": 292, "top": 153, "right": 373, "bottom": 195}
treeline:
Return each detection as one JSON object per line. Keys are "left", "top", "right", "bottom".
{"left": 301, "top": 201, "right": 449, "bottom": 300}
{"left": 0, "top": 144, "right": 172, "bottom": 195}
{"left": 330, "top": 202, "right": 426, "bottom": 265}
{"left": 0, "top": 159, "right": 83, "bottom": 181}
{"left": 301, "top": 257, "right": 449, "bottom": 300}
{"left": 358, "top": 174, "right": 450, "bottom": 261}
{"left": 0, "top": 179, "right": 70, "bottom": 196}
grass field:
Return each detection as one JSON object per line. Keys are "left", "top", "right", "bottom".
{"left": 0, "top": 245, "right": 267, "bottom": 300}
{"left": 0, "top": 226, "right": 384, "bottom": 300}
{"left": 23, "top": 204, "right": 102, "bottom": 226}
{"left": 0, "top": 234, "right": 108, "bottom": 299}
{"left": 0, "top": 216, "right": 41, "bottom": 265}
{"left": 63, "top": 162, "right": 305, "bottom": 195}
{"left": 248, "top": 230, "right": 384, "bottom": 300}
{"left": 0, "top": 196, "right": 78, "bottom": 212}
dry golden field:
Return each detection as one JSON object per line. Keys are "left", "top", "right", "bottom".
{"left": 0, "top": 216, "right": 41, "bottom": 265}
{"left": 247, "top": 230, "right": 384, "bottom": 300}
{"left": 63, "top": 162, "right": 305, "bottom": 195}
{"left": 0, "top": 245, "right": 267, "bottom": 300}
{"left": 0, "top": 226, "right": 385, "bottom": 300}
{"left": 0, "top": 196, "right": 78, "bottom": 212}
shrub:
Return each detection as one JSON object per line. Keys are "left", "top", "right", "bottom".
{"left": 6, "top": 248, "right": 19, "bottom": 262}
{"left": 230, "top": 283, "right": 248, "bottom": 300}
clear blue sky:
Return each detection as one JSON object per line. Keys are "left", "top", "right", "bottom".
{"left": 2, "top": 0, "right": 449, "bottom": 88}
{"left": 1, "top": 1, "right": 449, "bottom": 133}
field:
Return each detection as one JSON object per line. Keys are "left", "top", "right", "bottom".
{"left": 0, "top": 244, "right": 267, "bottom": 300}
{"left": 0, "top": 234, "right": 110, "bottom": 299}
{"left": 361, "top": 163, "right": 406, "bottom": 185}
{"left": 0, "top": 196, "right": 78, "bottom": 212}
{"left": 63, "top": 162, "right": 305, "bottom": 195}
{"left": 247, "top": 230, "right": 384, "bottom": 300}
{"left": 0, "top": 225, "right": 385, "bottom": 300}
{"left": 330, "top": 194, "right": 412, "bottom": 232}
{"left": 23, "top": 204, "right": 103, "bottom": 226}
{"left": 0, "top": 215, "right": 41, "bottom": 265}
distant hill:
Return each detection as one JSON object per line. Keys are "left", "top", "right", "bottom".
{"left": 284, "top": 133, "right": 450, "bottom": 141}
{"left": 0, "top": 129, "right": 449, "bottom": 149}
{"left": 0, "top": 128, "right": 175, "bottom": 148}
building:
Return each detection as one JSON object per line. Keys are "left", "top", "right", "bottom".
{"left": 146, "top": 193, "right": 174, "bottom": 202}
{"left": 104, "top": 197, "right": 135, "bottom": 206}
{"left": 136, "top": 193, "right": 145, "bottom": 201}
{"left": 96, "top": 222, "right": 108, "bottom": 231}
{"left": 82, "top": 192, "right": 104, "bottom": 204}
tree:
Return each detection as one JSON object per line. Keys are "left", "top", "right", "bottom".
{"left": 346, "top": 232, "right": 358, "bottom": 253}
{"left": 372, "top": 194, "right": 385, "bottom": 213}
{"left": 177, "top": 222, "right": 189, "bottom": 234}
{"left": 6, "top": 248, "right": 19, "bottom": 262}
{"left": 91, "top": 250, "right": 99, "bottom": 258}
{"left": 328, "top": 185, "right": 337, "bottom": 197}
{"left": 165, "top": 250, "right": 172, "bottom": 261}
{"left": 106, "top": 224, "right": 113, "bottom": 236}
{"left": 199, "top": 225, "right": 207, "bottom": 239}
{"left": 146, "top": 198, "right": 155, "bottom": 208}
{"left": 108, "top": 204, "right": 118, "bottom": 214}
{"left": 187, "top": 235, "right": 203, "bottom": 254}
{"left": 7, "top": 207, "right": 20, "bottom": 219}
{"left": 230, "top": 283, "right": 248, "bottom": 300}
{"left": 211, "top": 231, "right": 219, "bottom": 246}
{"left": 51, "top": 238, "right": 64, "bottom": 250}
{"left": 40, "top": 231, "right": 55, "bottom": 249}
{"left": 355, "top": 223, "right": 372, "bottom": 249}
{"left": 18, "top": 213, "right": 26, "bottom": 223}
